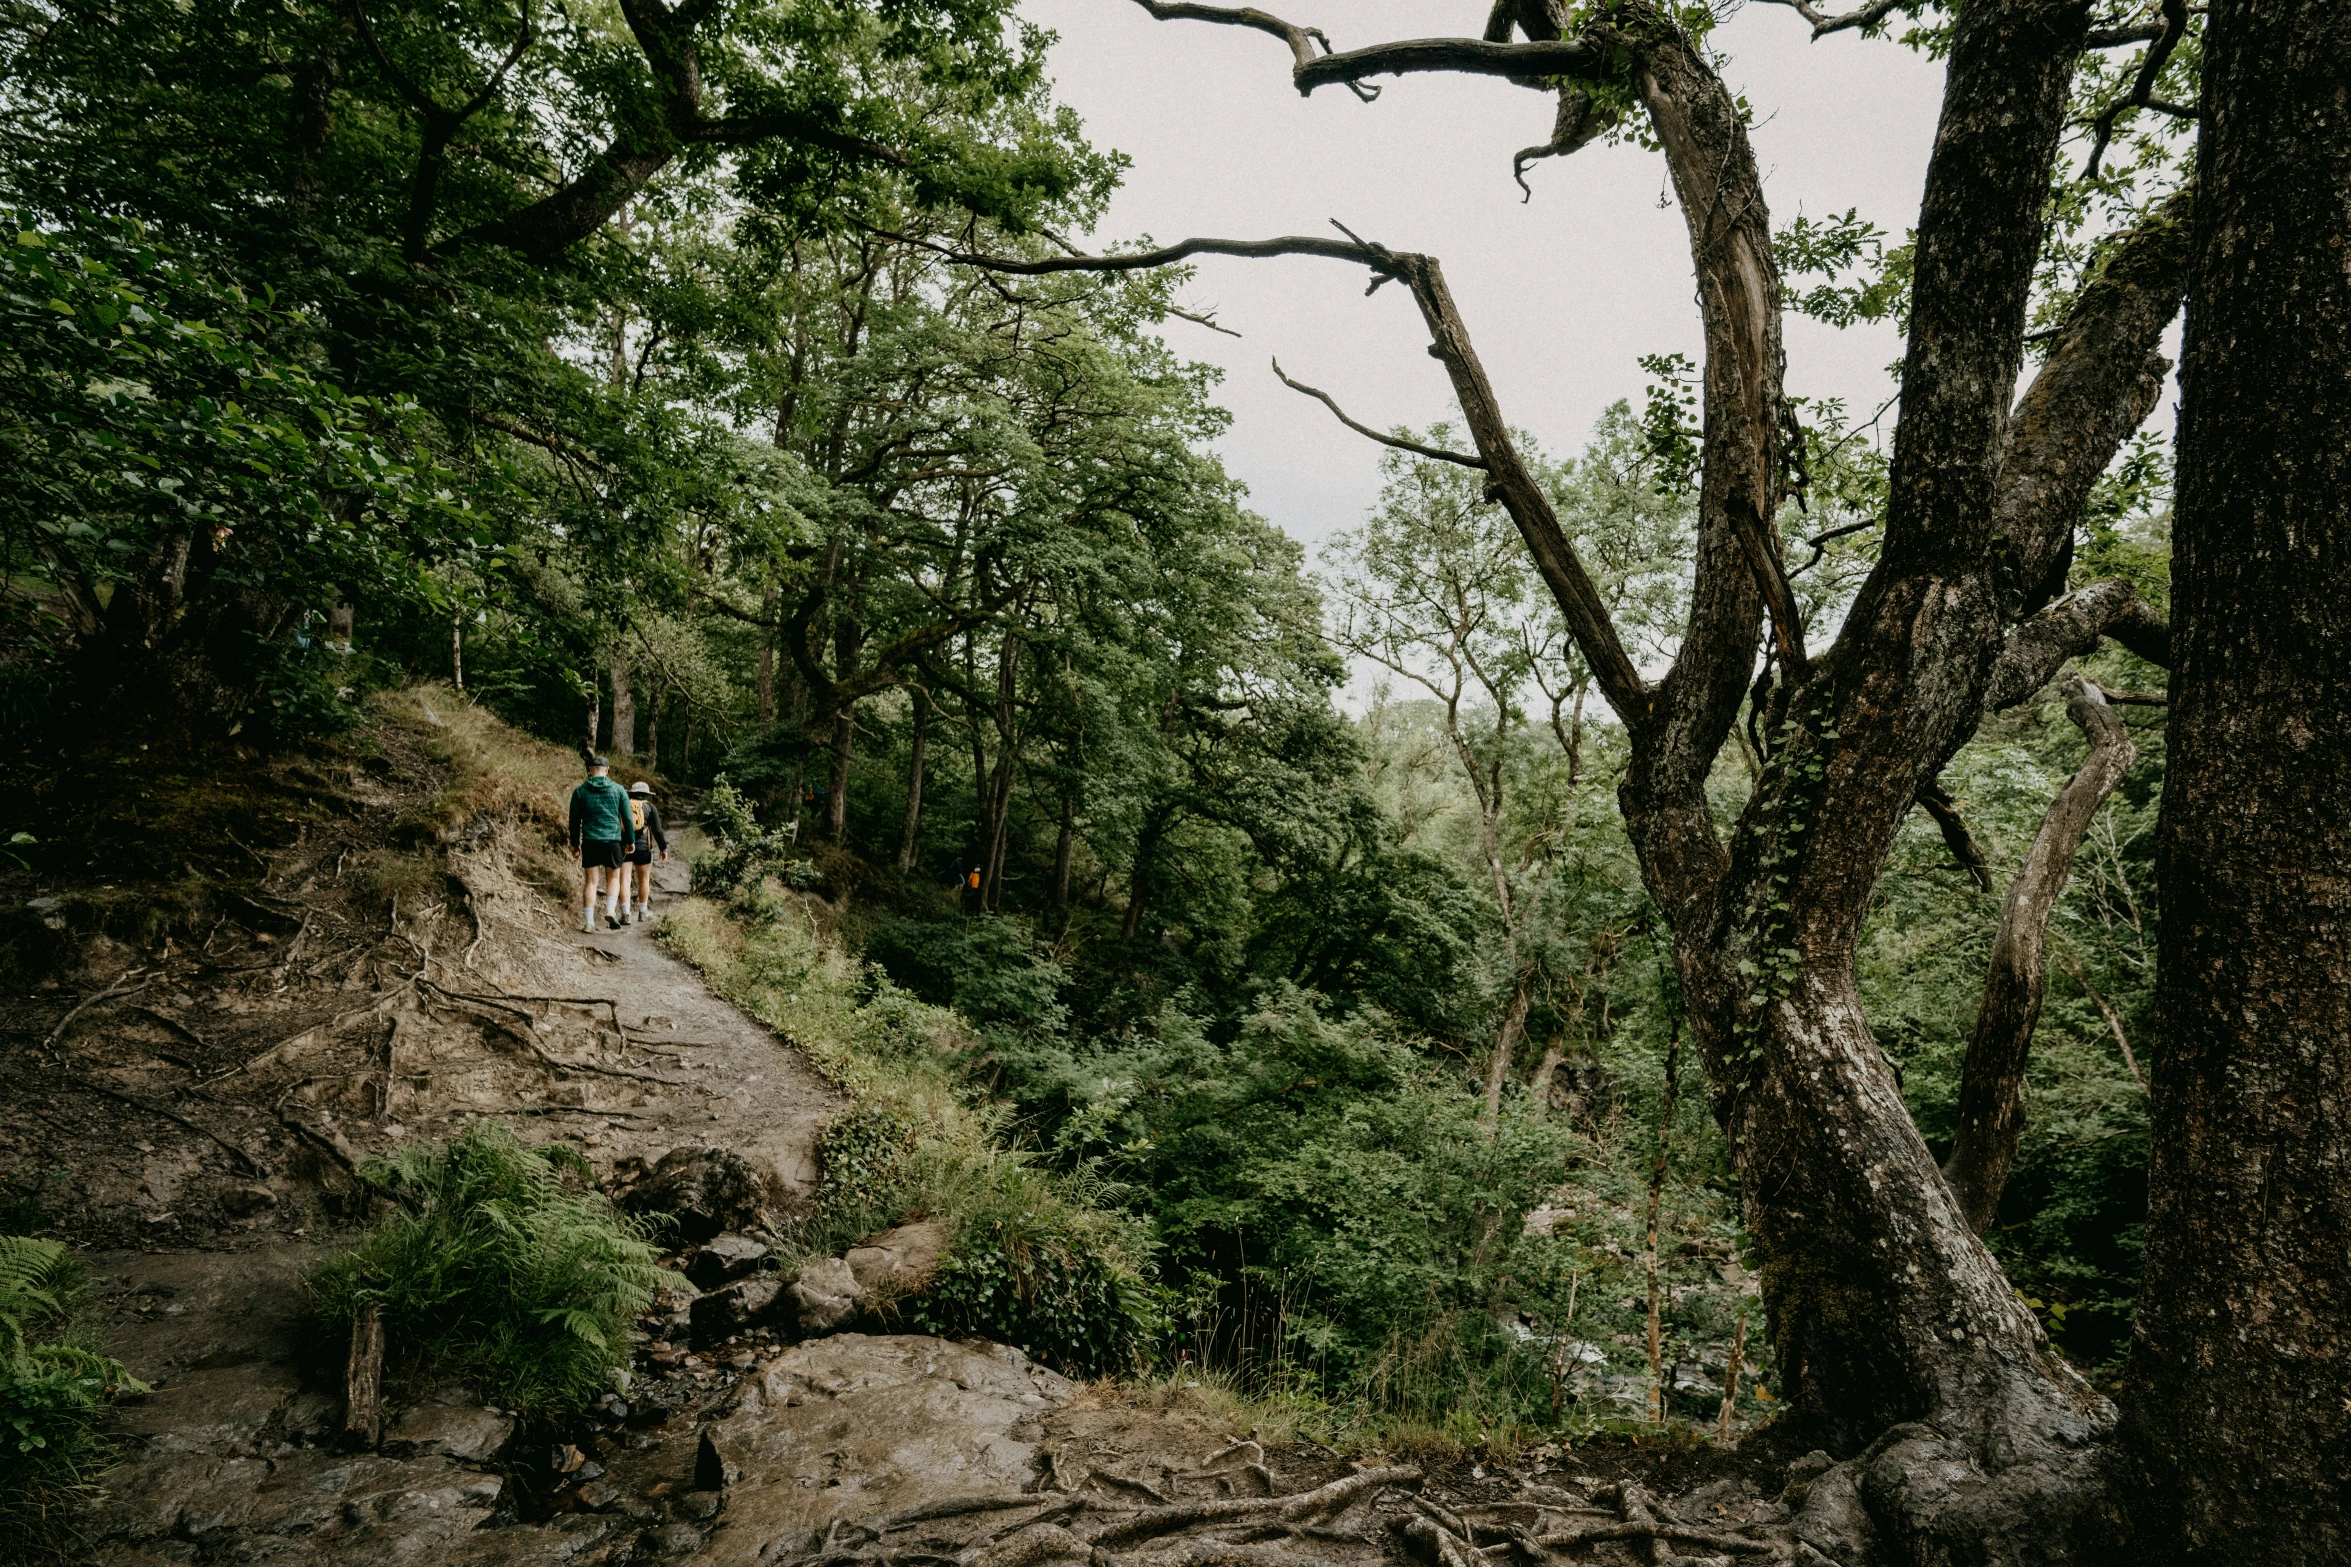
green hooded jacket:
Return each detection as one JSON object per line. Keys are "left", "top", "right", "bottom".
{"left": 568, "top": 775, "right": 633, "bottom": 845}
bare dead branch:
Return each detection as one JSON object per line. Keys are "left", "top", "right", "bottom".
{"left": 2054, "top": 948, "right": 2147, "bottom": 1090}
{"left": 2084, "top": 0, "right": 2192, "bottom": 177}
{"left": 2095, "top": 681, "right": 2166, "bottom": 705}
{"left": 1513, "top": 84, "right": 1620, "bottom": 199}
{"left": 1945, "top": 675, "right": 2137, "bottom": 1231}
{"left": 1296, "top": 36, "right": 1596, "bottom": 93}
{"left": 1270, "top": 358, "right": 1486, "bottom": 468}
{"left": 1167, "top": 305, "right": 1242, "bottom": 337}
{"left": 1754, "top": 0, "right": 1910, "bottom": 40}
{"left": 921, "top": 227, "right": 1650, "bottom": 721}
{"left": 1124, "top": 0, "right": 1378, "bottom": 100}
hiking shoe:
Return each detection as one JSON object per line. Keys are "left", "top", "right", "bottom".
{"left": 581, "top": 912, "right": 596, "bottom": 933}
{"left": 605, "top": 913, "right": 624, "bottom": 931}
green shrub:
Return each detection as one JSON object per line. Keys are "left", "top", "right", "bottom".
{"left": 309, "top": 1124, "right": 661, "bottom": 1419}
{"left": 898, "top": 1155, "right": 1165, "bottom": 1379}
{"left": 694, "top": 778, "right": 821, "bottom": 899}
{"left": 1, "top": 1236, "right": 147, "bottom": 1557}
{"left": 658, "top": 899, "right": 1163, "bottom": 1376}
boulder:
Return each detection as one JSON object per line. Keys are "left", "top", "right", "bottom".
{"left": 629, "top": 1146, "right": 764, "bottom": 1243}
{"left": 691, "top": 1276, "right": 783, "bottom": 1341}
{"left": 218, "top": 1185, "right": 278, "bottom": 1217}
{"left": 687, "top": 1233, "right": 771, "bottom": 1291}
{"left": 382, "top": 1402, "right": 515, "bottom": 1463}
{"left": 844, "top": 1220, "right": 947, "bottom": 1298}
{"left": 785, "top": 1257, "right": 864, "bottom": 1336}
{"left": 650, "top": 1273, "right": 700, "bottom": 1336}
{"left": 695, "top": 1335, "right": 1075, "bottom": 1566}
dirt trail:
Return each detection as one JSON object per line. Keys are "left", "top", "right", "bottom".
{"left": 436, "top": 836, "right": 839, "bottom": 1202}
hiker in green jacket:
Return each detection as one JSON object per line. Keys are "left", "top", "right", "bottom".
{"left": 568, "top": 755, "right": 634, "bottom": 932}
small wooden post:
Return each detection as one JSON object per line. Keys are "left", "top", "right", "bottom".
{"left": 344, "top": 1301, "right": 384, "bottom": 1448}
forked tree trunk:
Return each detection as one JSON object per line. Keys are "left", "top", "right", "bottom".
{"left": 1122, "top": 814, "right": 1166, "bottom": 943}
{"left": 1481, "top": 972, "right": 1533, "bottom": 1131}
{"left": 2119, "top": 0, "right": 2351, "bottom": 1553}
{"left": 1060, "top": 3, "right": 2198, "bottom": 1552}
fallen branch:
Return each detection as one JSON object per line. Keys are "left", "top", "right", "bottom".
{"left": 132, "top": 1005, "right": 214, "bottom": 1055}
{"left": 41, "top": 971, "right": 153, "bottom": 1052}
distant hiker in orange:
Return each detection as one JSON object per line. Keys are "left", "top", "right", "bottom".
{"left": 568, "top": 755, "right": 632, "bottom": 932}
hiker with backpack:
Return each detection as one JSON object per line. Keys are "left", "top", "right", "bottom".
{"left": 625, "top": 780, "right": 668, "bottom": 924}
{"left": 568, "top": 754, "right": 634, "bottom": 932}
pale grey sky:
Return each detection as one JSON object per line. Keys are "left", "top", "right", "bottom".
{"left": 1023, "top": 0, "right": 1948, "bottom": 551}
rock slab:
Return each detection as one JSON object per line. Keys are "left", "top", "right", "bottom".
{"left": 696, "top": 1334, "right": 1075, "bottom": 1567}
{"left": 687, "top": 1233, "right": 771, "bottom": 1290}
{"left": 786, "top": 1256, "right": 865, "bottom": 1334}
{"left": 691, "top": 1275, "right": 782, "bottom": 1340}
{"left": 844, "top": 1220, "right": 946, "bottom": 1298}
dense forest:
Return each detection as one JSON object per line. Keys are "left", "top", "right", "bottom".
{"left": 1, "top": 0, "right": 2343, "bottom": 1562}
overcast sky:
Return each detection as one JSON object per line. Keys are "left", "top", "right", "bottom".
{"left": 1021, "top": 0, "right": 1949, "bottom": 557}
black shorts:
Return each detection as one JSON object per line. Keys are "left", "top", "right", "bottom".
{"left": 627, "top": 845, "right": 653, "bottom": 866}
{"left": 580, "top": 839, "right": 627, "bottom": 870}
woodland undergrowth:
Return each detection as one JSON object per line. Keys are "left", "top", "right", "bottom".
{"left": 664, "top": 796, "right": 1772, "bottom": 1453}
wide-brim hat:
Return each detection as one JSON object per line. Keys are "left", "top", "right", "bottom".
{"left": 629, "top": 781, "right": 653, "bottom": 795}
